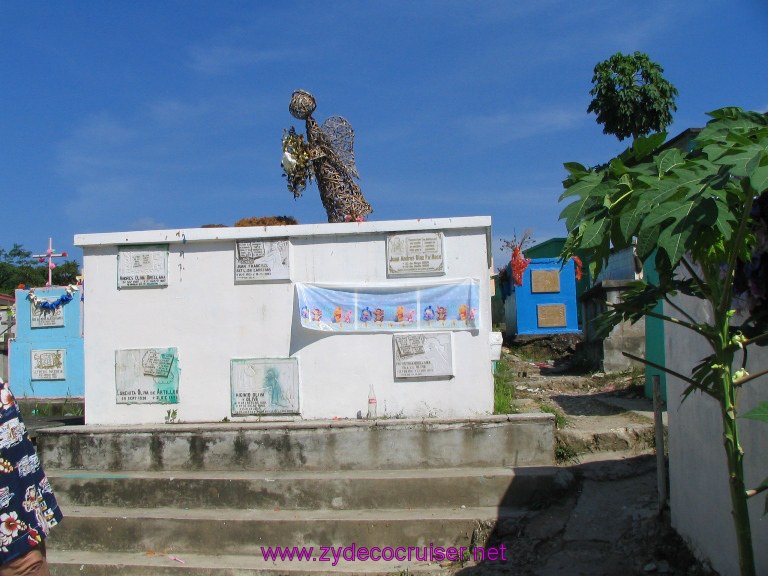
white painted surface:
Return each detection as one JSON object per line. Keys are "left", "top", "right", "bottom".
{"left": 666, "top": 297, "right": 767, "bottom": 575}
{"left": 76, "top": 217, "right": 494, "bottom": 425}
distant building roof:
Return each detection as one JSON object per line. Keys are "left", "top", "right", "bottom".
{"left": 0, "top": 294, "right": 14, "bottom": 306}
{"left": 661, "top": 127, "right": 702, "bottom": 153}
{"left": 523, "top": 237, "right": 566, "bottom": 259}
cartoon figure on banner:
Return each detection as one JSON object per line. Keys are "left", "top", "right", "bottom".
{"left": 333, "top": 307, "right": 343, "bottom": 323}
{"left": 282, "top": 89, "right": 373, "bottom": 223}
{"left": 311, "top": 308, "right": 323, "bottom": 322}
{"left": 395, "top": 306, "right": 405, "bottom": 323}
{"left": 373, "top": 308, "right": 385, "bottom": 323}
{"left": 458, "top": 304, "right": 468, "bottom": 321}
{"left": 343, "top": 310, "right": 353, "bottom": 323}
{"left": 301, "top": 306, "right": 309, "bottom": 320}
{"left": 423, "top": 305, "right": 435, "bottom": 321}
{"left": 436, "top": 306, "right": 448, "bottom": 321}
{"left": 406, "top": 309, "right": 416, "bottom": 323}
{"left": 360, "top": 307, "right": 373, "bottom": 323}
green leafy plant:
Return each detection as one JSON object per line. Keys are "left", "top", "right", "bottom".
{"left": 587, "top": 51, "right": 678, "bottom": 141}
{"left": 164, "top": 409, "right": 178, "bottom": 424}
{"left": 560, "top": 107, "right": 768, "bottom": 576}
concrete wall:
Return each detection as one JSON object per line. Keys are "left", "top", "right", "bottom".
{"left": 76, "top": 217, "right": 495, "bottom": 425}
{"left": 9, "top": 287, "right": 84, "bottom": 398}
{"left": 666, "top": 300, "right": 767, "bottom": 575}
{"left": 581, "top": 280, "right": 645, "bottom": 373}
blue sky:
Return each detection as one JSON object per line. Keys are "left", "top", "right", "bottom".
{"left": 2, "top": 1, "right": 767, "bottom": 271}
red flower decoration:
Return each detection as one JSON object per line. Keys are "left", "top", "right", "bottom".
{"left": 511, "top": 246, "right": 531, "bottom": 286}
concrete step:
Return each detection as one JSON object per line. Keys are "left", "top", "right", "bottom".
{"left": 47, "top": 466, "right": 572, "bottom": 510}
{"left": 47, "top": 550, "right": 461, "bottom": 575}
{"left": 37, "top": 415, "right": 555, "bottom": 472}
{"left": 47, "top": 506, "right": 525, "bottom": 554}
{"left": 556, "top": 422, "right": 656, "bottom": 455}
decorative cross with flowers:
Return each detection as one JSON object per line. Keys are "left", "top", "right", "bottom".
{"left": 32, "top": 238, "right": 68, "bottom": 287}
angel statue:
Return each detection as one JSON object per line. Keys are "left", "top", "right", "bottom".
{"left": 281, "top": 89, "right": 373, "bottom": 223}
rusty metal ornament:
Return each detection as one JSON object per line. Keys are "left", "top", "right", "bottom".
{"left": 282, "top": 89, "right": 373, "bottom": 223}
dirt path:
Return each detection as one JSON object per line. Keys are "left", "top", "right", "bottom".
{"left": 451, "top": 348, "right": 715, "bottom": 575}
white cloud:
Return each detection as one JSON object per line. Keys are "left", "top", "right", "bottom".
{"left": 458, "top": 106, "right": 585, "bottom": 144}
{"left": 187, "top": 45, "right": 295, "bottom": 74}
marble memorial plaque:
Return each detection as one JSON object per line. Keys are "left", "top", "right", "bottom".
{"left": 115, "top": 347, "right": 179, "bottom": 404}
{"left": 537, "top": 304, "right": 567, "bottom": 328}
{"left": 387, "top": 232, "right": 444, "bottom": 277}
{"left": 230, "top": 358, "right": 299, "bottom": 415}
{"left": 30, "top": 304, "right": 64, "bottom": 328}
{"left": 531, "top": 270, "right": 561, "bottom": 293}
{"left": 235, "top": 239, "right": 290, "bottom": 281}
{"left": 393, "top": 332, "right": 453, "bottom": 378}
{"left": 118, "top": 245, "right": 168, "bottom": 288}
{"left": 31, "top": 349, "right": 65, "bottom": 380}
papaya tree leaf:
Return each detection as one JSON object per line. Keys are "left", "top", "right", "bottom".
{"left": 579, "top": 217, "right": 610, "bottom": 249}
{"left": 749, "top": 159, "right": 768, "bottom": 194}
{"left": 656, "top": 148, "right": 685, "bottom": 174}
{"left": 740, "top": 402, "right": 768, "bottom": 423}
{"left": 563, "top": 161, "right": 589, "bottom": 176}
{"left": 559, "top": 170, "right": 603, "bottom": 200}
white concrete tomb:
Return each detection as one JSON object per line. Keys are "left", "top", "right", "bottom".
{"left": 75, "top": 217, "right": 495, "bottom": 425}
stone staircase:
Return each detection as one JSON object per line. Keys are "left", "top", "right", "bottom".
{"left": 36, "top": 415, "right": 567, "bottom": 575}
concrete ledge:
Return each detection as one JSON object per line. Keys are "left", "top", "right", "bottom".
{"left": 37, "top": 414, "right": 555, "bottom": 471}
{"left": 47, "top": 550, "right": 449, "bottom": 576}
{"left": 48, "top": 466, "right": 573, "bottom": 510}
{"left": 49, "top": 506, "right": 525, "bottom": 553}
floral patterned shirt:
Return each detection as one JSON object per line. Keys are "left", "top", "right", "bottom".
{"left": 0, "top": 381, "right": 62, "bottom": 564}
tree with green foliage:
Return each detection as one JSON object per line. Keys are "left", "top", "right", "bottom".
{"left": 0, "top": 244, "right": 80, "bottom": 294}
{"left": 559, "top": 107, "right": 767, "bottom": 575}
{"left": 587, "top": 51, "right": 679, "bottom": 141}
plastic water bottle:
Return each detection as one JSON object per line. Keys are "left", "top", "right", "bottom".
{"left": 367, "top": 384, "right": 377, "bottom": 419}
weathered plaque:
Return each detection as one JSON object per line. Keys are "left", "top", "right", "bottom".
{"left": 393, "top": 332, "right": 453, "bottom": 378}
{"left": 531, "top": 270, "right": 561, "bottom": 293}
{"left": 537, "top": 304, "right": 567, "bottom": 328}
{"left": 141, "top": 349, "right": 174, "bottom": 377}
{"left": 115, "top": 347, "right": 179, "bottom": 404}
{"left": 230, "top": 358, "right": 299, "bottom": 416}
{"left": 235, "top": 239, "right": 290, "bottom": 281}
{"left": 387, "top": 232, "right": 444, "bottom": 277}
{"left": 118, "top": 245, "right": 168, "bottom": 288}
{"left": 31, "top": 349, "right": 65, "bottom": 380}
{"left": 30, "top": 304, "right": 64, "bottom": 328}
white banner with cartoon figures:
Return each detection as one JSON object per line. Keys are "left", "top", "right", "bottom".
{"left": 296, "top": 279, "right": 479, "bottom": 332}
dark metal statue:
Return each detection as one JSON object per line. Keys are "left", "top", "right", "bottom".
{"left": 282, "top": 90, "right": 373, "bottom": 223}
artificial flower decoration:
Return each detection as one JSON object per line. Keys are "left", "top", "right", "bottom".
{"left": 27, "top": 285, "right": 79, "bottom": 310}
{"left": 281, "top": 128, "right": 314, "bottom": 199}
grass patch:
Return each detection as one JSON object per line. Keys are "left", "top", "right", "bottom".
{"left": 555, "top": 439, "right": 580, "bottom": 464}
{"left": 539, "top": 403, "right": 567, "bottom": 429}
{"left": 493, "top": 356, "right": 517, "bottom": 414}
